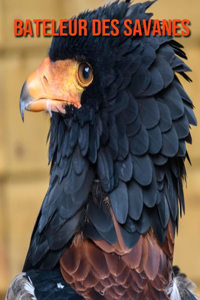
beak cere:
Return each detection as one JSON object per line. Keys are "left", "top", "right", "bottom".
{"left": 19, "top": 57, "right": 83, "bottom": 121}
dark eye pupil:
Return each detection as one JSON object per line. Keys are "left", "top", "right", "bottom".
{"left": 83, "top": 66, "right": 90, "bottom": 79}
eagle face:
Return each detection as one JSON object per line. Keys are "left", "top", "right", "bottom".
{"left": 20, "top": 2, "right": 122, "bottom": 127}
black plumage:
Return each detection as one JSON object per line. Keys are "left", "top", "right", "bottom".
{"left": 31, "top": 269, "right": 85, "bottom": 300}
{"left": 109, "top": 180, "right": 128, "bottom": 224}
{"left": 9, "top": 0, "right": 197, "bottom": 299}
{"left": 127, "top": 180, "right": 143, "bottom": 221}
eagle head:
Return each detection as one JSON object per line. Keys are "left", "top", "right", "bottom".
{"left": 19, "top": 1, "right": 135, "bottom": 124}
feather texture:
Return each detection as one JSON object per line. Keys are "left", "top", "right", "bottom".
{"left": 16, "top": 1, "right": 197, "bottom": 299}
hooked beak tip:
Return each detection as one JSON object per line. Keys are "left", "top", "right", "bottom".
{"left": 20, "top": 81, "right": 29, "bottom": 122}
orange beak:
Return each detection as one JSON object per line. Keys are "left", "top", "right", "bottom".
{"left": 20, "top": 57, "right": 83, "bottom": 121}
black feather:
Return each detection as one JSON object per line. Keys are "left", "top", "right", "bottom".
{"left": 109, "top": 180, "right": 128, "bottom": 224}
{"left": 137, "top": 97, "right": 160, "bottom": 130}
{"left": 153, "top": 54, "right": 174, "bottom": 88}
{"left": 143, "top": 170, "right": 158, "bottom": 208}
{"left": 132, "top": 154, "right": 153, "bottom": 186}
{"left": 48, "top": 211, "right": 84, "bottom": 251}
{"left": 97, "top": 148, "right": 111, "bottom": 192}
{"left": 119, "top": 225, "right": 140, "bottom": 248}
{"left": 184, "top": 103, "right": 197, "bottom": 126}
{"left": 108, "top": 124, "right": 119, "bottom": 159}
{"left": 130, "top": 124, "right": 149, "bottom": 156}
{"left": 161, "top": 126, "right": 179, "bottom": 157}
{"left": 26, "top": 269, "right": 84, "bottom": 300}
{"left": 157, "top": 100, "right": 172, "bottom": 133}
{"left": 127, "top": 115, "right": 141, "bottom": 137}
{"left": 128, "top": 180, "right": 143, "bottom": 221}
{"left": 177, "top": 140, "right": 187, "bottom": 157}
{"left": 140, "top": 65, "right": 164, "bottom": 97}
{"left": 157, "top": 43, "right": 175, "bottom": 65}
{"left": 173, "top": 114, "right": 190, "bottom": 140}
{"left": 171, "top": 56, "right": 191, "bottom": 73}
{"left": 121, "top": 92, "right": 138, "bottom": 124}
{"left": 78, "top": 124, "right": 89, "bottom": 156}
{"left": 130, "top": 65, "right": 151, "bottom": 97}
{"left": 87, "top": 201, "right": 113, "bottom": 233}
{"left": 157, "top": 194, "right": 170, "bottom": 228}
{"left": 117, "top": 154, "right": 133, "bottom": 182}
{"left": 152, "top": 154, "right": 168, "bottom": 166}
{"left": 147, "top": 125, "right": 162, "bottom": 154}
{"left": 140, "top": 44, "right": 156, "bottom": 69}
{"left": 134, "top": 206, "right": 151, "bottom": 234}
{"left": 117, "top": 132, "right": 129, "bottom": 160}
{"left": 159, "top": 84, "right": 185, "bottom": 120}
{"left": 151, "top": 208, "right": 166, "bottom": 244}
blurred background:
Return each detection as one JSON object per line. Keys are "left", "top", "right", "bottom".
{"left": 0, "top": 0, "right": 199, "bottom": 299}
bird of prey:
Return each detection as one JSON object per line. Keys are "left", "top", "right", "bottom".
{"left": 6, "top": 1, "right": 198, "bottom": 299}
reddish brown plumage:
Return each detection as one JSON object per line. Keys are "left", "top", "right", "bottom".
{"left": 60, "top": 211, "right": 174, "bottom": 300}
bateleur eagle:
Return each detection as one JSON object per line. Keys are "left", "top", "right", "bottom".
{"left": 6, "top": 1, "right": 198, "bottom": 300}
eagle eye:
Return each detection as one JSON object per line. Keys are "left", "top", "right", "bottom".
{"left": 76, "top": 62, "right": 93, "bottom": 87}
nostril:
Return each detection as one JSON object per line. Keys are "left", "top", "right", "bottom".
{"left": 43, "top": 75, "right": 48, "bottom": 85}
